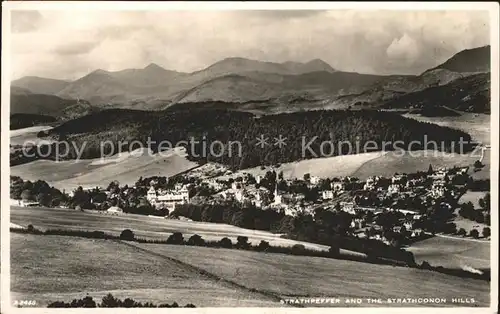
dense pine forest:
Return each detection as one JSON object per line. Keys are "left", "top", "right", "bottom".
{"left": 15, "top": 108, "right": 473, "bottom": 169}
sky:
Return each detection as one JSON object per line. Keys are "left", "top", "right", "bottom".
{"left": 10, "top": 10, "right": 490, "bottom": 80}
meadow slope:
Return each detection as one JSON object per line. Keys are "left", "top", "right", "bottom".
{"left": 10, "top": 206, "right": 344, "bottom": 252}
{"left": 406, "top": 235, "right": 490, "bottom": 270}
{"left": 10, "top": 147, "right": 198, "bottom": 190}
{"left": 10, "top": 233, "right": 490, "bottom": 307}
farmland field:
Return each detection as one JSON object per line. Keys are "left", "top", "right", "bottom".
{"left": 217, "top": 151, "right": 388, "bottom": 180}
{"left": 353, "top": 150, "right": 478, "bottom": 180}
{"left": 10, "top": 147, "right": 198, "bottom": 190}
{"left": 10, "top": 233, "right": 279, "bottom": 307}
{"left": 406, "top": 235, "right": 490, "bottom": 270}
{"left": 459, "top": 191, "right": 488, "bottom": 209}
{"left": 10, "top": 233, "right": 490, "bottom": 307}
{"left": 10, "top": 206, "right": 352, "bottom": 252}
{"left": 10, "top": 126, "right": 54, "bottom": 146}
{"left": 402, "top": 112, "right": 490, "bottom": 145}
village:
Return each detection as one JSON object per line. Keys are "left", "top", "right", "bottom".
{"left": 12, "top": 161, "right": 490, "bottom": 248}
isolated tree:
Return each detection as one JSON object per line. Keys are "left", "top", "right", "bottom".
{"left": 167, "top": 232, "right": 184, "bottom": 245}
{"left": 457, "top": 228, "right": 467, "bottom": 236}
{"left": 120, "top": 229, "right": 135, "bottom": 241}
{"left": 257, "top": 240, "right": 270, "bottom": 252}
{"left": 100, "top": 293, "right": 121, "bottom": 307}
{"left": 291, "top": 244, "right": 306, "bottom": 255}
{"left": 482, "top": 227, "right": 491, "bottom": 238}
{"left": 219, "top": 237, "right": 233, "bottom": 248}
{"left": 303, "top": 173, "right": 311, "bottom": 181}
{"left": 236, "top": 236, "right": 250, "bottom": 249}
{"left": 469, "top": 229, "right": 480, "bottom": 239}
{"left": 421, "top": 261, "right": 432, "bottom": 270}
{"left": 474, "top": 160, "right": 483, "bottom": 168}
{"left": 20, "top": 189, "right": 33, "bottom": 201}
{"left": 187, "top": 234, "right": 205, "bottom": 246}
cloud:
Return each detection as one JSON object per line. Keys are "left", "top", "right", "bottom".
{"left": 386, "top": 33, "right": 420, "bottom": 61}
{"left": 9, "top": 10, "right": 490, "bottom": 80}
{"left": 11, "top": 10, "right": 43, "bottom": 33}
{"left": 53, "top": 41, "right": 100, "bottom": 56}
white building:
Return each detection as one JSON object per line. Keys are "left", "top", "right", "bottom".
{"left": 310, "top": 176, "right": 321, "bottom": 185}
{"left": 331, "top": 182, "right": 345, "bottom": 193}
{"left": 392, "top": 174, "right": 405, "bottom": 184}
{"left": 17, "top": 200, "right": 39, "bottom": 207}
{"left": 107, "top": 206, "right": 123, "bottom": 214}
{"left": 340, "top": 201, "right": 356, "bottom": 215}
{"left": 322, "top": 190, "right": 334, "bottom": 200}
{"left": 430, "top": 181, "right": 446, "bottom": 198}
{"left": 431, "top": 169, "right": 447, "bottom": 180}
{"left": 387, "top": 184, "right": 401, "bottom": 195}
{"left": 147, "top": 185, "right": 190, "bottom": 210}
{"left": 364, "top": 176, "right": 379, "bottom": 191}
{"left": 256, "top": 175, "right": 262, "bottom": 184}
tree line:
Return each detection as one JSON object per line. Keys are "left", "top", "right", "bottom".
{"left": 46, "top": 293, "right": 195, "bottom": 308}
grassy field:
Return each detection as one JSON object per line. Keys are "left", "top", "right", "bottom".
{"left": 10, "top": 206, "right": 352, "bottom": 252}
{"left": 406, "top": 235, "right": 490, "bottom": 270}
{"left": 402, "top": 112, "right": 490, "bottom": 145}
{"left": 10, "top": 233, "right": 490, "bottom": 307}
{"left": 352, "top": 150, "right": 478, "bottom": 180}
{"left": 10, "top": 233, "right": 279, "bottom": 307}
{"left": 10, "top": 126, "right": 54, "bottom": 146}
{"left": 217, "top": 151, "right": 388, "bottom": 180}
{"left": 470, "top": 149, "right": 491, "bottom": 180}
{"left": 10, "top": 147, "right": 198, "bottom": 190}
{"left": 459, "top": 191, "right": 488, "bottom": 209}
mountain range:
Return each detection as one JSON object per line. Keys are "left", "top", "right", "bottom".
{"left": 11, "top": 45, "right": 491, "bottom": 116}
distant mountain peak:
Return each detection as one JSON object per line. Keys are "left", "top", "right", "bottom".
{"left": 303, "top": 58, "right": 337, "bottom": 72}
{"left": 144, "top": 63, "right": 166, "bottom": 71}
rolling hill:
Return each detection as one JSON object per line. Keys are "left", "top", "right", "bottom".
{"left": 383, "top": 73, "right": 490, "bottom": 113}
{"left": 423, "top": 45, "right": 490, "bottom": 74}
{"left": 11, "top": 76, "right": 70, "bottom": 94}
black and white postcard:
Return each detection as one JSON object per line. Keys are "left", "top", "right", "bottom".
{"left": 1, "top": 1, "right": 498, "bottom": 313}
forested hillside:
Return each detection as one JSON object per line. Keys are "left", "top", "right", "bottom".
{"left": 19, "top": 108, "right": 473, "bottom": 169}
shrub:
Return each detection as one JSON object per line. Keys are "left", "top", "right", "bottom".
{"left": 219, "top": 237, "right": 232, "bottom": 248}
{"left": 482, "top": 227, "right": 491, "bottom": 238}
{"left": 457, "top": 228, "right": 467, "bottom": 236}
{"left": 166, "top": 232, "right": 184, "bottom": 245}
{"left": 291, "top": 244, "right": 306, "bottom": 255}
{"left": 257, "top": 240, "right": 270, "bottom": 252}
{"left": 91, "top": 231, "right": 106, "bottom": 239}
{"left": 236, "top": 236, "right": 250, "bottom": 249}
{"left": 328, "top": 245, "right": 340, "bottom": 256}
{"left": 469, "top": 229, "right": 480, "bottom": 239}
{"left": 187, "top": 234, "right": 205, "bottom": 246}
{"left": 421, "top": 261, "right": 432, "bottom": 270}
{"left": 120, "top": 229, "right": 135, "bottom": 241}
{"left": 474, "top": 160, "right": 483, "bottom": 168}
{"left": 47, "top": 294, "right": 196, "bottom": 308}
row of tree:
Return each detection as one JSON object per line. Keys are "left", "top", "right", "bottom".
{"left": 47, "top": 293, "right": 195, "bottom": 308}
